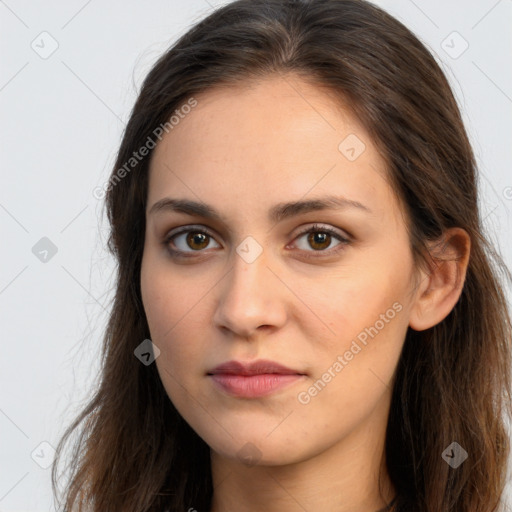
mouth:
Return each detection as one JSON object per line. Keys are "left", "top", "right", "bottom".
{"left": 207, "top": 359, "right": 306, "bottom": 376}
{"left": 207, "top": 359, "right": 307, "bottom": 398}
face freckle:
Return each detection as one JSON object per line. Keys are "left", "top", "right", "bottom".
{"left": 140, "top": 74, "right": 418, "bottom": 470}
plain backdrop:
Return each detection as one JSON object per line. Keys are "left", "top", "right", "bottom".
{"left": 1, "top": 0, "right": 511, "bottom": 510}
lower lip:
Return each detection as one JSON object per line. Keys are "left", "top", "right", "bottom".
{"left": 209, "top": 373, "right": 304, "bottom": 398}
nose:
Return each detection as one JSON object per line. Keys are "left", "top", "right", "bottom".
{"left": 212, "top": 249, "right": 287, "bottom": 339}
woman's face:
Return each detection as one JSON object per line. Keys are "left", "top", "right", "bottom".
{"left": 141, "top": 75, "right": 420, "bottom": 467}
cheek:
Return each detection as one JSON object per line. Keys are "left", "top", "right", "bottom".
{"left": 140, "top": 257, "right": 210, "bottom": 381}
{"left": 299, "top": 268, "right": 407, "bottom": 347}
{"left": 141, "top": 271, "right": 204, "bottom": 413}
{"left": 294, "top": 288, "right": 407, "bottom": 437}
{"left": 141, "top": 254, "right": 195, "bottom": 337}
{"left": 308, "top": 265, "right": 411, "bottom": 396}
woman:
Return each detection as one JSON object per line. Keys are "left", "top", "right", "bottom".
{"left": 52, "top": 1, "right": 512, "bottom": 511}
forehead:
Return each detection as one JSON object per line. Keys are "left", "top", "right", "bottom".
{"left": 147, "top": 75, "right": 400, "bottom": 225}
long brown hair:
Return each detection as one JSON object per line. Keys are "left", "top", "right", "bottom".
{"left": 51, "top": 1, "right": 512, "bottom": 510}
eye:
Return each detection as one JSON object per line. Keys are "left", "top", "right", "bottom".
{"left": 291, "top": 224, "right": 350, "bottom": 255}
{"left": 163, "top": 223, "right": 351, "bottom": 259}
{"left": 164, "top": 226, "right": 221, "bottom": 255}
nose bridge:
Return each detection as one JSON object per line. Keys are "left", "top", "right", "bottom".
{"left": 213, "top": 241, "right": 286, "bottom": 336}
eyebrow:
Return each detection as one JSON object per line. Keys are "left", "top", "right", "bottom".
{"left": 148, "top": 195, "right": 372, "bottom": 223}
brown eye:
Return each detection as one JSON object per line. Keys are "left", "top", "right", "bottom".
{"left": 292, "top": 224, "right": 351, "bottom": 257}
{"left": 307, "top": 232, "right": 331, "bottom": 250}
{"left": 186, "top": 232, "right": 210, "bottom": 250}
{"left": 165, "top": 227, "right": 221, "bottom": 254}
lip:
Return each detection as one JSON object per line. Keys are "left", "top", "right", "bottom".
{"left": 207, "top": 359, "right": 306, "bottom": 398}
{"left": 208, "top": 359, "right": 305, "bottom": 376}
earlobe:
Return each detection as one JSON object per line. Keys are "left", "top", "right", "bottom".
{"left": 408, "top": 228, "right": 471, "bottom": 331}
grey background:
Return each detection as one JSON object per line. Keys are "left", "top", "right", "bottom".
{"left": 1, "top": 0, "right": 511, "bottom": 510}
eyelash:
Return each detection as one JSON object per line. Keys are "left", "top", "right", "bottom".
{"left": 163, "top": 223, "right": 351, "bottom": 260}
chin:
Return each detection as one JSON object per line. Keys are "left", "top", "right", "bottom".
{"left": 205, "top": 429, "right": 311, "bottom": 467}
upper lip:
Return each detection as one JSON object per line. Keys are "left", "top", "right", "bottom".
{"left": 207, "top": 359, "right": 305, "bottom": 376}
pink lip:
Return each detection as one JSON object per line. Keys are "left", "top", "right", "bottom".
{"left": 207, "top": 359, "right": 306, "bottom": 398}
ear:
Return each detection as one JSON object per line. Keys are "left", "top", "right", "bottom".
{"left": 409, "top": 227, "right": 471, "bottom": 331}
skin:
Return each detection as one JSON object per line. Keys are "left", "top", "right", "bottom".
{"left": 140, "top": 74, "right": 470, "bottom": 512}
